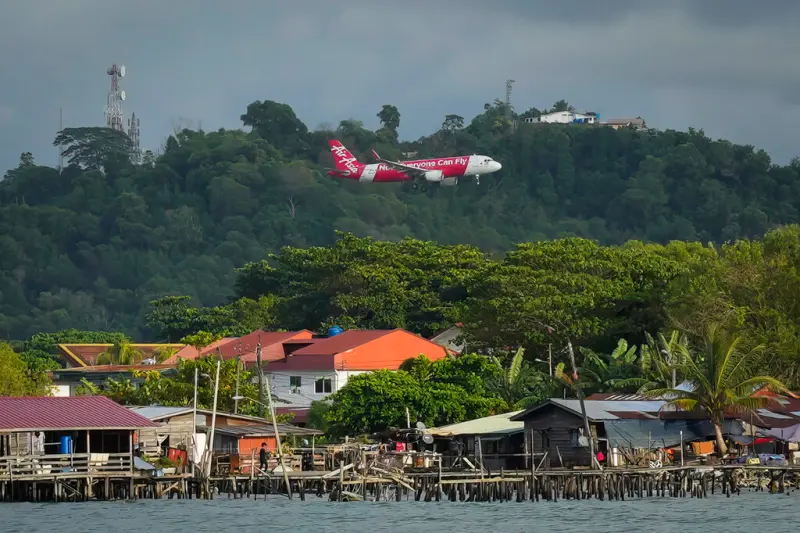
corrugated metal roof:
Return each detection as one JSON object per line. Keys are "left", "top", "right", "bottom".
{"left": 128, "top": 406, "right": 193, "bottom": 420}
{"left": 430, "top": 411, "right": 524, "bottom": 437}
{"left": 290, "top": 330, "right": 395, "bottom": 356}
{"left": 550, "top": 399, "right": 665, "bottom": 420}
{"left": 757, "top": 409, "right": 793, "bottom": 419}
{"left": 214, "top": 423, "right": 322, "bottom": 437}
{"left": 0, "top": 396, "right": 160, "bottom": 432}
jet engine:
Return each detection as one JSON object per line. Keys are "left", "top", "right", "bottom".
{"left": 441, "top": 176, "right": 459, "bottom": 186}
{"left": 424, "top": 170, "right": 444, "bottom": 182}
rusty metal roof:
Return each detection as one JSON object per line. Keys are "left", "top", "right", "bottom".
{"left": 0, "top": 396, "right": 161, "bottom": 433}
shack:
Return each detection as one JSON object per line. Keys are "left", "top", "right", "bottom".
{"left": 0, "top": 396, "right": 159, "bottom": 482}
{"left": 429, "top": 411, "right": 525, "bottom": 470}
{"left": 128, "top": 406, "right": 323, "bottom": 473}
{"left": 510, "top": 398, "right": 746, "bottom": 468}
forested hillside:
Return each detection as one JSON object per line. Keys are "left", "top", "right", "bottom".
{"left": 2, "top": 98, "right": 799, "bottom": 340}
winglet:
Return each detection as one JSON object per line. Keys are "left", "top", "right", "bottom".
{"left": 371, "top": 148, "right": 381, "bottom": 161}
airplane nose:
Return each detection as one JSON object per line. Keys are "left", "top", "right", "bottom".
{"left": 492, "top": 161, "right": 502, "bottom": 172}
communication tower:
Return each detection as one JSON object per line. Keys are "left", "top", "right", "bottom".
{"left": 128, "top": 112, "right": 141, "bottom": 164}
{"left": 57, "top": 107, "right": 64, "bottom": 172}
{"left": 105, "top": 64, "right": 126, "bottom": 131}
{"left": 505, "top": 79, "right": 515, "bottom": 119}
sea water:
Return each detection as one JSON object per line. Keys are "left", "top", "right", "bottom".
{"left": 1, "top": 491, "right": 795, "bottom": 532}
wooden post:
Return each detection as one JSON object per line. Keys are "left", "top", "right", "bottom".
{"left": 204, "top": 359, "right": 222, "bottom": 494}
{"left": 86, "top": 431, "right": 93, "bottom": 499}
{"left": 256, "top": 342, "right": 264, "bottom": 418}
{"left": 191, "top": 367, "right": 198, "bottom": 477}
{"left": 234, "top": 355, "right": 240, "bottom": 414}
{"left": 264, "top": 372, "right": 292, "bottom": 499}
{"left": 566, "top": 339, "right": 599, "bottom": 470}
{"left": 361, "top": 449, "right": 367, "bottom": 501}
{"left": 338, "top": 460, "right": 344, "bottom": 502}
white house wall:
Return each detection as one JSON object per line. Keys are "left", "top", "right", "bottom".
{"left": 265, "top": 369, "right": 367, "bottom": 407}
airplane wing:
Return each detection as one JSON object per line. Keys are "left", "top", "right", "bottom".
{"left": 371, "top": 149, "right": 428, "bottom": 178}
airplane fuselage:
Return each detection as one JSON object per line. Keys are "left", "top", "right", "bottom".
{"left": 326, "top": 140, "right": 502, "bottom": 185}
{"left": 329, "top": 155, "right": 501, "bottom": 182}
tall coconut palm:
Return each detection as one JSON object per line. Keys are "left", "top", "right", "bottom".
{"left": 96, "top": 340, "right": 143, "bottom": 366}
{"left": 645, "top": 324, "right": 788, "bottom": 455}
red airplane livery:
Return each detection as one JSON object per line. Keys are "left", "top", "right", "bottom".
{"left": 326, "top": 139, "right": 502, "bottom": 189}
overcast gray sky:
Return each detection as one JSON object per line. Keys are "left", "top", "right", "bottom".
{"left": 2, "top": 0, "right": 800, "bottom": 174}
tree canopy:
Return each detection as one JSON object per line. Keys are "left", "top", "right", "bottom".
{"left": 1, "top": 97, "right": 800, "bottom": 356}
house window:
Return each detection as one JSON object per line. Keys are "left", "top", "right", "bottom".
{"left": 289, "top": 376, "right": 301, "bottom": 393}
{"left": 315, "top": 377, "right": 332, "bottom": 394}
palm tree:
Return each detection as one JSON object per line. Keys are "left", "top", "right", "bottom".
{"left": 96, "top": 340, "right": 143, "bottom": 366}
{"left": 152, "top": 345, "right": 179, "bottom": 363}
{"left": 563, "top": 338, "right": 639, "bottom": 393}
{"left": 485, "top": 347, "right": 542, "bottom": 409}
{"left": 617, "top": 330, "right": 689, "bottom": 393}
{"left": 644, "top": 324, "right": 788, "bottom": 455}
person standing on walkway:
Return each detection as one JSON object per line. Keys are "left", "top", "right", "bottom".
{"left": 259, "top": 442, "right": 268, "bottom": 472}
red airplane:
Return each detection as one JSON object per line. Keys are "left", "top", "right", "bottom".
{"left": 326, "top": 139, "right": 502, "bottom": 189}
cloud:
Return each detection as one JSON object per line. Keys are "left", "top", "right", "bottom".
{"left": 1, "top": 0, "right": 799, "bottom": 173}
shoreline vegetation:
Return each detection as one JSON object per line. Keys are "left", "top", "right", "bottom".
{"left": 2, "top": 98, "right": 800, "bottom": 456}
{"left": 2, "top": 223, "right": 799, "bottom": 442}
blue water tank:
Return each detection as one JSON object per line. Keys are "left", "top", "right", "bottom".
{"left": 60, "top": 435, "right": 72, "bottom": 454}
{"left": 328, "top": 326, "right": 344, "bottom": 337}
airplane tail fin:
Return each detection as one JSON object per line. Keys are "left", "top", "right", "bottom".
{"left": 328, "top": 139, "right": 364, "bottom": 173}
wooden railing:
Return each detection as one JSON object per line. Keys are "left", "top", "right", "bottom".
{"left": 0, "top": 453, "right": 132, "bottom": 478}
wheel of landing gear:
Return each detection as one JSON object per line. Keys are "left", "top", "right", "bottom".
{"left": 421, "top": 186, "right": 427, "bottom": 192}
{"left": 412, "top": 183, "right": 418, "bottom": 190}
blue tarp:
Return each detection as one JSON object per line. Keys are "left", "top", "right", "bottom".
{"left": 604, "top": 419, "right": 743, "bottom": 449}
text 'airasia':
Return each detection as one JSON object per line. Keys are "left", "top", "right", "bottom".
{"left": 326, "top": 140, "right": 502, "bottom": 189}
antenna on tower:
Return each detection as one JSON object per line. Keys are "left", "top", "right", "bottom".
{"left": 505, "top": 79, "right": 515, "bottom": 119}
{"left": 105, "top": 64, "right": 125, "bottom": 132}
{"left": 57, "top": 107, "right": 64, "bottom": 172}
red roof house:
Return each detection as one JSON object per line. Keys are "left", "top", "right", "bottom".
{"left": 0, "top": 396, "right": 160, "bottom": 432}
{"left": 0, "top": 396, "right": 160, "bottom": 458}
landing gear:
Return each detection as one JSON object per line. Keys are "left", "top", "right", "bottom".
{"left": 475, "top": 174, "right": 480, "bottom": 185}
{"left": 412, "top": 183, "right": 418, "bottom": 190}
{"left": 411, "top": 182, "right": 426, "bottom": 193}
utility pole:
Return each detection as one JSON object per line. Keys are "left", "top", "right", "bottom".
{"left": 234, "top": 356, "right": 240, "bottom": 415}
{"left": 264, "top": 373, "right": 292, "bottom": 498}
{"left": 256, "top": 342, "right": 264, "bottom": 417}
{"left": 204, "top": 360, "right": 221, "bottom": 481}
{"left": 191, "top": 367, "right": 198, "bottom": 476}
{"left": 566, "top": 339, "right": 601, "bottom": 471}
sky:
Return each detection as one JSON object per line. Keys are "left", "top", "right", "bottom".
{"left": 2, "top": 0, "right": 800, "bottom": 174}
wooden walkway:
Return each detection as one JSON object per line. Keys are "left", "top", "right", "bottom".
{"left": 4, "top": 454, "right": 800, "bottom": 503}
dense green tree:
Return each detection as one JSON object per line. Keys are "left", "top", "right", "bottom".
{"left": 2, "top": 98, "right": 800, "bottom": 342}
{"left": 324, "top": 354, "right": 506, "bottom": 437}
{"left": 0, "top": 342, "right": 52, "bottom": 395}
{"left": 53, "top": 127, "right": 134, "bottom": 170}
{"left": 87, "top": 356, "right": 262, "bottom": 416}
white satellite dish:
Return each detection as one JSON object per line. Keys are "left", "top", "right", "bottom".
{"left": 119, "top": 65, "right": 126, "bottom": 78}
{"left": 120, "top": 90, "right": 126, "bottom": 101}
{"left": 415, "top": 421, "right": 426, "bottom": 430}
{"left": 422, "top": 433, "right": 434, "bottom": 445}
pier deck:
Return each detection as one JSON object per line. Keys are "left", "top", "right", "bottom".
{"left": 4, "top": 459, "right": 800, "bottom": 503}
